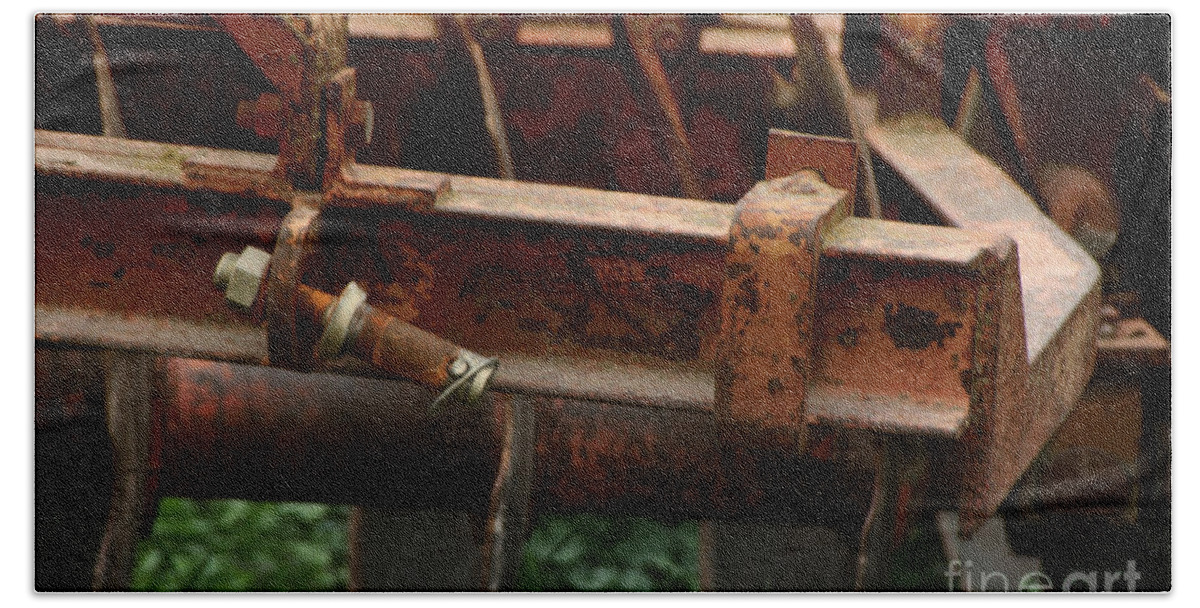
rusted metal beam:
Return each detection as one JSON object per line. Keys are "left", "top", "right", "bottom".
{"left": 82, "top": 16, "right": 125, "bottom": 139}
{"left": 37, "top": 131, "right": 1007, "bottom": 438}
{"left": 36, "top": 122, "right": 1097, "bottom": 529}
{"left": 36, "top": 305, "right": 970, "bottom": 440}
{"left": 35, "top": 129, "right": 292, "bottom": 200}
{"left": 865, "top": 115, "right": 1101, "bottom": 533}
{"left": 82, "top": 13, "right": 808, "bottom": 60}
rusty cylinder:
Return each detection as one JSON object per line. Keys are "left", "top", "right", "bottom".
{"left": 151, "top": 357, "right": 879, "bottom": 526}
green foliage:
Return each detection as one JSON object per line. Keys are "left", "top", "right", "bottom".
{"left": 133, "top": 499, "right": 699, "bottom": 591}
{"left": 132, "top": 498, "right": 350, "bottom": 592}
{"left": 133, "top": 498, "right": 952, "bottom": 592}
{"left": 888, "top": 517, "right": 952, "bottom": 591}
{"left": 517, "top": 514, "right": 700, "bottom": 592}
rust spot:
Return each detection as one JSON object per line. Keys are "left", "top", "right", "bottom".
{"left": 767, "top": 377, "right": 784, "bottom": 395}
{"left": 726, "top": 262, "right": 753, "bottom": 278}
{"left": 790, "top": 355, "right": 805, "bottom": 374}
{"left": 81, "top": 236, "right": 115, "bottom": 259}
{"left": 787, "top": 230, "right": 807, "bottom": 246}
{"left": 734, "top": 276, "right": 760, "bottom": 313}
{"left": 793, "top": 310, "right": 810, "bottom": 342}
{"left": 836, "top": 326, "right": 861, "bottom": 347}
{"left": 740, "top": 223, "right": 782, "bottom": 240}
{"left": 883, "top": 303, "right": 963, "bottom": 350}
{"left": 960, "top": 368, "right": 976, "bottom": 395}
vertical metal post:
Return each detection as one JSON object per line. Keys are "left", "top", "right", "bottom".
{"left": 481, "top": 394, "right": 537, "bottom": 590}
{"left": 91, "top": 351, "right": 156, "bottom": 590}
{"left": 347, "top": 393, "right": 536, "bottom": 591}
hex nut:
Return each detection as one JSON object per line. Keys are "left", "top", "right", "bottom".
{"left": 215, "top": 246, "right": 272, "bottom": 310}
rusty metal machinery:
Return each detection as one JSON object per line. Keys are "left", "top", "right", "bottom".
{"left": 34, "top": 14, "right": 1169, "bottom": 591}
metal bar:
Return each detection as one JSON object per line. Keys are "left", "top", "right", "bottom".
{"left": 715, "top": 170, "right": 850, "bottom": 451}
{"left": 36, "top": 131, "right": 1004, "bottom": 439}
{"left": 452, "top": 16, "right": 516, "bottom": 180}
{"left": 983, "top": 25, "right": 1040, "bottom": 199}
{"left": 37, "top": 125, "right": 1098, "bottom": 528}
{"left": 35, "top": 306, "right": 970, "bottom": 441}
{"left": 622, "top": 15, "right": 703, "bottom": 199}
{"left": 91, "top": 352, "right": 156, "bottom": 590}
{"left": 83, "top": 16, "right": 126, "bottom": 139}
{"left": 481, "top": 393, "right": 537, "bottom": 590}
{"left": 35, "top": 129, "right": 291, "bottom": 200}
{"left": 74, "top": 13, "right": 814, "bottom": 60}
{"left": 787, "top": 15, "right": 882, "bottom": 217}
{"left": 865, "top": 115, "right": 1101, "bottom": 533}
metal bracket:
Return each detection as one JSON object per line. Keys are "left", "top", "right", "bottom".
{"left": 266, "top": 198, "right": 322, "bottom": 370}
{"left": 715, "top": 133, "right": 854, "bottom": 451}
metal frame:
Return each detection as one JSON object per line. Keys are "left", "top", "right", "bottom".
{"left": 35, "top": 14, "right": 1108, "bottom": 590}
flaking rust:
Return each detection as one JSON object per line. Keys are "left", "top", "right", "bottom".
{"left": 715, "top": 170, "right": 851, "bottom": 451}
{"left": 33, "top": 13, "right": 1150, "bottom": 591}
{"left": 882, "top": 302, "right": 963, "bottom": 350}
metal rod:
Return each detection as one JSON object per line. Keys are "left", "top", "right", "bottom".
{"left": 853, "top": 440, "right": 888, "bottom": 590}
{"left": 84, "top": 16, "right": 126, "bottom": 139}
{"left": 91, "top": 352, "right": 154, "bottom": 590}
{"left": 789, "top": 15, "right": 881, "bottom": 218}
{"left": 621, "top": 16, "right": 702, "bottom": 199}
{"left": 453, "top": 16, "right": 515, "bottom": 180}
{"left": 481, "top": 393, "right": 536, "bottom": 590}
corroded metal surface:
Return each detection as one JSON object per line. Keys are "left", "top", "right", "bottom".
{"left": 763, "top": 130, "right": 857, "bottom": 198}
{"left": 37, "top": 130, "right": 1049, "bottom": 453}
{"left": 91, "top": 352, "right": 157, "bottom": 590}
{"left": 35, "top": 15, "right": 1103, "bottom": 535}
{"left": 265, "top": 201, "right": 322, "bottom": 370}
{"left": 32, "top": 14, "right": 1164, "bottom": 594}
{"left": 154, "top": 357, "right": 889, "bottom": 523}
{"left": 715, "top": 171, "right": 848, "bottom": 450}
{"left": 218, "top": 15, "right": 349, "bottom": 189}
{"left": 866, "top": 115, "right": 1101, "bottom": 533}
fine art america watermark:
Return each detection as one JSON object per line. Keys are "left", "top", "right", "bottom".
{"left": 945, "top": 559, "right": 1143, "bottom": 592}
